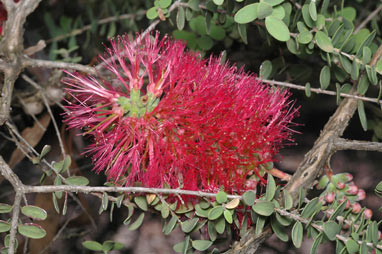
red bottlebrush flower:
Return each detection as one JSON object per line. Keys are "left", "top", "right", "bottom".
{"left": 63, "top": 32, "right": 298, "bottom": 195}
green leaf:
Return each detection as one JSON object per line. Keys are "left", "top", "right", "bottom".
{"left": 323, "top": 221, "right": 340, "bottom": 241}
{"left": 319, "top": 65, "right": 331, "bottom": 89}
{"left": 209, "top": 25, "right": 226, "bottom": 40}
{"left": 128, "top": 212, "right": 145, "bottom": 231}
{"left": 196, "top": 35, "right": 213, "bottom": 50}
{"left": 134, "top": 196, "right": 148, "bottom": 211}
{"left": 255, "top": 215, "right": 266, "bottom": 235}
{"left": 301, "top": 197, "right": 319, "bottom": 219}
{"left": 123, "top": 205, "right": 134, "bottom": 224}
{"left": 213, "top": 0, "right": 224, "bottom": 5}
{"left": 224, "top": 210, "right": 233, "bottom": 224}
{"left": 346, "top": 239, "right": 359, "bottom": 254}
{"left": 358, "top": 100, "right": 368, "bottom": 131}
{"left": 237, "top": 23, "right": 248, "bottom": 44}
{"left": 309, "top": 1, "right": 317, "bottom": 21}
{"left": 242, "top": 191, "right": 256, "bottom": 206}
{"left": 329, "top": 200, "right": 347, "bottom": 221}
{"left": 375, "top": 181, "right": 382, "bottom": 197}
{"left": 339, "top": 55, "right": 352, "bottom": 74}
{"left": 0, "top": 204, "right": 12, "bottom": 214}
{"left": 82, "top": 241, "right": 103, "bottom": 251}
{"left": 195, "top": 204, "right": 209, "bottom": 217}
{"left": 159, "top": 0, "right": 172, "bottom": 8}
{"left": 259, "top": 60, "right": 272, "bottom": 79}
{"left": 18, "top": 223, "right": 46, "bottom": 239}
{"left": 252, "top": 200, "right": 275, "bottom": 216}
{"left": 271, "top": 217, "right": 288, "bottom": 242}
{"left": 0, "top": 220, "right": 11, "bottom": 233}
{"left": 208, "top": 206, "right": 224, "bottom": 220}
{"left": 102, "top": 240, "right": 124, "bottom": 251}
{"left": 187, "top": 0, "right": 200, "bottom": 11}
{"left": 176, "top": 7, "right": 185, "bottom": 30}
{"left": 65, "top": 176, "right": 89, "bottom": 186}
{"left": 40, "top": 145, "right": 51, "bottom": 159}
{"left": 302, "top": 4, "right": 314, "bottom": 28}
{"left": 215, "top": 216, "right": 226, "bottom": 234}
{"left": 366, "top": 66, "right": 378, "bottom": 85}
{"left": 265, "top": 174, "right": 276, "bottom": 201}
{"left": 264, "top": 0, "right": 284, "bottom": 6}
{"left": 234, "top": 3, "right": 259, "bottom": 24}
{"left": 21, "top": 206, "right": 47, "bottom": 221}
{"left": 351, "top": 60, "right": 359, "bottom": 80}
{"left": 181, "top": 218, "right": 199, "bottom": 233}
{"left": 291, "top": 221, "right": 303, "bottom": 248}
{"left": 297, "top": 31, "right": 313, "bottom": 44}
{"left": 146, "top": 7, "right": 158, "bottom": 20}
{"left": 283, "top": 190, "right": 293, "bottom": 210}
{"left": 216, "top": 191, "right": 228, "bottom": 204}
{"left": 315, "top": 31, "right": 334, "bottom": 53}
{"left": 164, "top": 215, "right": 178, "bottom": 235}
{"left": 4, "top": 234, "right": 18, "bottom": 249}
{"left": 257, "top": 2, "right": 273, "bottom": 19}
{"left": 357, "top": 75, "right": 370, "bottom": 95}
{"left": 271, "top": 6, "right": 285, "bottom": 19}
{"left": 368, "top": 221, "right": 379, "bottom": 245}
{"left": 305, "top": 82, "right": 312, "bottom": 97}
{"left": 208, "top": 220, "right": 217, "bottom": 241}
{"left": 192, "top": 240, "right": 213, "bottom": 252}
{"left": 275, "top": 212, "right": 292, "bottom": 226}
{"left": 311, "top": 232, "right": 323, "bottom": 254}
{"left": 265, "top": 16, "right": 290, "bottom": 42}
{"left": 363, "top": 47, "right": 371, "bottom": 64}
{"left": 342, "top": 7, "right": 356, "bottom": 21}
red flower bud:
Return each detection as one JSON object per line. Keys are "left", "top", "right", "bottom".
{"left": 345, "top": 173, "right": 353, "bottom": 182}
{"left": 356, "top": 189, "right": 366, "bottom": 201}
{"left": 352, "top": 203, "right": 361, "bottom": 213}
{"left": 347, "top": 184, "right": 359, "bottom": 195}
{"left": 364, "top": 209, "right": 373, "bottom": 219}
{"left": 325, "top": 192, "right": 335, "bottom": 203}
{"left": 336, "top": 182, "right": 345, "bottom": 190}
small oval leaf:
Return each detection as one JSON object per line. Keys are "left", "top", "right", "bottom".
{"left": 234, "top": 3, "right": 259, "bottom": 24}
{"left": 216, "top": 191, "right": 228, "bottom": 204}
{"left": 192, "top": 240, "right": 213, "bottom": 251}
{"left": 18, "top": 223, "right": 47, "bottom": 239}
{"left": 65, "top": 176, "right": 89, "bottom": 186}
{"left": 265, "top": 16, "right": 290, "bottom": 42}
{"left": 0, "top": 204, "right": 13, "bottom": 214}
{"left": 82, "top": 241, "right": 103, "bottom": 251}
{"left": 315, "top": 31, "right": 334, "bottom": 53}
{"left": 128, "top": 212, "right": 145, "bottom": 231}
{"left": 21, "top": 206, "right": 47, "bottom": 221}
{"left": 181, "top": 218, "right": 199, "bottom": 233}
{"left": 320, "top": 65, "right": 331, "bottom": 89}
{"left": 291, "top": 221, "right": 303, "bottom": 248}
{"left": 208, "top": 206, "right": 224, "bottom": 220}
{"left": 252, "top": 200, "right": 275, "bottom": 216}
{"left": 242, "top": 191, "right": 256, "bottom": 206}
{"left": 0, "top": 220, "right": 11, "bottom": 233}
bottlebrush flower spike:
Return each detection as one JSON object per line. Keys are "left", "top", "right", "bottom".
{"left": 63, "top": 32, "right": 298, "bottom": 195}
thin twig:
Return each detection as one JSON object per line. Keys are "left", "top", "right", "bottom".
{"left": 333, "top": 138, "right": 382, "bottom": 152}
{"left": 23, "top": 185, "right": 242, "bottom": 199}
{"left": 46, "top": 10, "right": 146, "bottom": 44}
{"left": 21, "top": 74, "right": 66, "bottom": 158}
{"left": 354, "top": 4, "right": 382, "bottom": 33}
{"left": 262, "top": 79, "right": 382, "bottom": 105}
